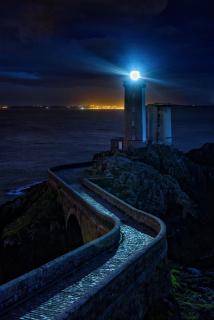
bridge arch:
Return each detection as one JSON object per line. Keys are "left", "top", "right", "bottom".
{"left": 66, "top": 214, "right": 83, "bottom": 249}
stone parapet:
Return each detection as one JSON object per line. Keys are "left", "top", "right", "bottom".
{"left": 0, "top": 164, "right": 120, "bottom": 315}
{"left": 1, "top": 162, "right": 168, "bottom": 319}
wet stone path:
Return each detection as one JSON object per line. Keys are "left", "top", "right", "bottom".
{"left": 2, "top": 169, "right": 154, "bottom": 320}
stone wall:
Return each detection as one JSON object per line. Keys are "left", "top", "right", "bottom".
{"left": 0, "top": 166, "right": 120, "bottom": 314}
{"left": 83, "top": 178, "right": 165, "bottom": 236}
{"left": 48, "top": 171, "right": 167, "bottom": 319}
{"left": 48, "top": 171, "right": 116, "bottom": 243}
{"left": 0, "top": 162, "right": 168, "bottom": 319}
{"left": 62, "top": 242, "right": 168, "bottom": 320}
{"left": 74, "top": 178, "right": 168, "bottom": 320}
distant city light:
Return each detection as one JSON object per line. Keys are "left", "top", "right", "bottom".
{"left": 86, "top": 104, "right": 123, "bottom": 110}
{"left": 130, "top": 70, "right": 141, "bottom": 81}
{"left": 0, "top": 105, "right": 8, "bottom": 110}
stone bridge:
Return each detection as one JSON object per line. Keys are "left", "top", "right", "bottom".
{"left": 0, "top": 162, "right": 168, "bottom": 320}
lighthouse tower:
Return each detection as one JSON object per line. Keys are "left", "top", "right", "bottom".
{"left": 110, "top": 69, "right": 173, "bottom": 153}
{"left": 123, "top": 70, "right": 147, "bottom": 149}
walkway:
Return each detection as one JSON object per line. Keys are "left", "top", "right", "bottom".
{"left": 1, "top": 165, "right": 162, "bottom": 320}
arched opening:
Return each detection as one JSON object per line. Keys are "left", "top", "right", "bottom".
{"left": 66, "top": 215, "right": 84, "bottom": 250}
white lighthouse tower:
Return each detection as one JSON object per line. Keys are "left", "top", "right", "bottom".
{"left": 123, "top": 70, "right": 147, "bottom": 149}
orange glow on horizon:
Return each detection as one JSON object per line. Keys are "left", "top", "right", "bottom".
{"left": 84, "top": 104, "right": 124, "bottom": 110}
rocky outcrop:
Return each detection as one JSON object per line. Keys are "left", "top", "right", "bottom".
{"left": 91, "top": 144, "right": 214, "bottom": 267}
{"left": 145, "top": 262, "right": 214, "bottom": 320}
{"left": 0, "top": 183, "right": 82, "bottom": 284}
{"left": 186, "top": 143, "right": 214, "bottom": 167}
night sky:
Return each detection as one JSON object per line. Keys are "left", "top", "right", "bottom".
{"left": 0, "top": 0, "right": 213, "bottom": 106}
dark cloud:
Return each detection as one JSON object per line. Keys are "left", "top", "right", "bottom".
{"left": 0, "top": 0, "right": 213, "bottom": 105}
{"left": 0, "top": 0, "right": 169, "bottom": 41}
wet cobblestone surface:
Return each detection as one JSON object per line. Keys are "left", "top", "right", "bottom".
{"left": 2, "top": 169, "right": 153, "bottom": 320}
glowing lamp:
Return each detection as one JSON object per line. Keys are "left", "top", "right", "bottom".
{"left": 130, "top": 70, "right": 141, "bottom": 81}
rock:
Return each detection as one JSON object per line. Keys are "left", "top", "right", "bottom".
{"left": 144, "top": 294, "right": 181, "bottom": 320}
{"left": 128, "top": 144, "right": 213, "bottom": 216}
{"left": 146, "top": 262, "right": 214, "bottom": 320}
{"left": 91, "top": 144, "right": 214, "bottom": 267}
{"left": 0, "top": 183, "right": 81, "bottom": 285}
{"left": 187, "top": 267, "right": 202, "bottom": 276}
{"left": 186, "top": 143, "right": 214, "bottom": 167}
{"left": 94, "top": 155, "right": 196, "bottom": 218}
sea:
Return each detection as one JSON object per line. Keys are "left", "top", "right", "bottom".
{"left": 0, "top": 106, "right": 214, "bottom": 204}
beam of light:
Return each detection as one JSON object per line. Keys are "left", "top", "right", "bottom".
{"left": 143, "top": 76, "right": 182, "bottom": 87}
{"left": 56, "top": 39, "right": 155, "bottom": 81}
{"left": 130, "top": 70, "right": 141, "bottom": 81}
{"left": 61, "top": 40, "right": 128, "bottom": 77}
{"left": 54, "top": 39, "right": 176, "bottom": 85}
{"left": 0, "top": 71, "right": 39, "bottom": 80}
{"left": 143, "top": 76, "right": 203, "bottom": 93}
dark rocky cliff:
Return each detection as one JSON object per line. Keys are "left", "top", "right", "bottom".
{"left": 89, "top": 143, "right": 214, "bottom": 320}
{"left": 91, "top": 143, "right": 214, "bottom": 268}
{"left": 0, "top": 183, "right": 83, "bottom": 284}
{"left": 0, "top": 143, "right": 213, "bottom": 319}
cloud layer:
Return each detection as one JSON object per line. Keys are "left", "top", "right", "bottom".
{"left": 0, "top": 0, "right": 213, "bottom": 105}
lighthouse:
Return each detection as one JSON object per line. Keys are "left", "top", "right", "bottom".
{"left": 123, "top": 70, "right": 147, "bottom": 149}
{"left": 110, "top": 69, "right": 173, "bottom": 153}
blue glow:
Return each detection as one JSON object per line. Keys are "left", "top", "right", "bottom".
{"left": 0, "top": 71, "right": 39, "bottom": 80}
{"left": 130, "top": 70, "right": 141, "bottom": 81}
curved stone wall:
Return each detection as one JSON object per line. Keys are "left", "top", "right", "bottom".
{"left": 48, "top": 169, "right": 118, "bottom": 243}
{"left": 46, "top": 164, "right": 167, "bottom": 319}
{"left": 0, "top": 163, "right": 120, "bottom": 314}
{"left": 1, "top": 162, "right": 168, "bottom": 320}
{"left": 82, "top": 178, "right": 165, "bottom": 236}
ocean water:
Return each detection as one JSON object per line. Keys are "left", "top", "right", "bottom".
{"left": 0, "top": 107, "right": 214, "bottom": 204}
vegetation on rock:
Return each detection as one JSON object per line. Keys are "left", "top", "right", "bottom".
{"left": 145, "top": 262, "right": 214, "bottom": 320}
